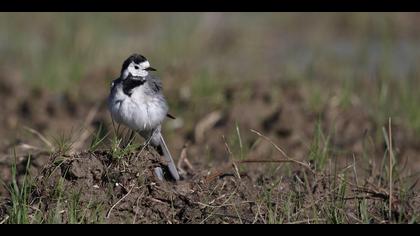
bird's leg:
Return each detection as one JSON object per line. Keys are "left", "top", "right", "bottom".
{"left": 137, "top": 131, "right": 154, "bottom": 155}
{"left": 116, "top": 124, "right": 121, "bottom": 138}
{"left": 120, "top": 129, "right": 135, "bottom": 149}
{"left": 127, "top": 130, "right": 136, "bottom": 146}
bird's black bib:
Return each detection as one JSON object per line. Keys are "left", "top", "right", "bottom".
{"left": 122, "top": 78, "right": 145, "bottom": 96}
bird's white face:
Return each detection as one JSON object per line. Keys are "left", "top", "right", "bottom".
{"left": 122, "top": 61, "right": 151, "bottom": 80}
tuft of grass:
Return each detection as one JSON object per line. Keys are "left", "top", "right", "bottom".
{"left": 309, "top": 121, "right": 331, "bottom": 171}
{"left": 67, "top": 191, "right": 82, "bottom": 224}
{"left": 325, "top": 173, "right": 347, "bottom": 224}
{"left": 227, "top": 123, "right": 247, "bottom": 162}
{"left": 52, "top": 132, "right": 76, "bottom": 155}
{"left": 45, "top": 177, "right": 66, "bottom": 224}
{"left": 110, "top": 134, "right": 140, "bottom": 160}
{"left": 6, "top": 152, "right": 33, "bottom": 224}
{"left": 89, "top": 123, "right": 110, "bottom": 151}
{"left": 65, "top": 191, "right": 106, "bottom": 224}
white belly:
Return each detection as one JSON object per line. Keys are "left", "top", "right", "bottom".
{"left": 109, "top": 85, "right": 166, "bottom": 131}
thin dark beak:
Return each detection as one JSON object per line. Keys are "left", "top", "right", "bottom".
{"left": 145, "top": 67, "right": 157, "bottom": 71}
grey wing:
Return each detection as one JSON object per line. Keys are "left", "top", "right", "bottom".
{"left": 146, "top": 74, "right": 171, "bottom": 115}
{"left": 146, "top": 74, "right": 163, "bottom": 93}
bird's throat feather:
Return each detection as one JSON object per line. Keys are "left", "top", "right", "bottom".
{"left": 122, "top": 78, "right": 145, "bottom": 96}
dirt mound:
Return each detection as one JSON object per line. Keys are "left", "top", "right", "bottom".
{"left": 18, "top": 150, "right": 257, "bottom": 223}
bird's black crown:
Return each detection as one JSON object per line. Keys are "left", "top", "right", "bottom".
{"left": 121, "top": 53, "right": 148, "bottom": 73}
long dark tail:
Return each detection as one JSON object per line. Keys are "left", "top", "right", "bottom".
{"left": 156, "top": 134, "right": 180, "bottom": 181}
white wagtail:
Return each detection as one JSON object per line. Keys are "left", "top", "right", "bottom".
{"left": 108, "top": 53, "right": 180, "bottom": 181}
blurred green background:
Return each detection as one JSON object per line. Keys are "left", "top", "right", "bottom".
{"left": 2, "top": 13, "right": 420, "bottom": 88}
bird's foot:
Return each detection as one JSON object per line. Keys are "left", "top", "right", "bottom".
{"left": 154, "top": 167, "right": 164, "bottom": 181}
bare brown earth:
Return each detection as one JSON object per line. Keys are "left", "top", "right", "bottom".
{"left": 0, "top": 147, "right": 418, "bottom": 223}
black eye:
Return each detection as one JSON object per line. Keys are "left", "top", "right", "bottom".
{"left": 134, "top": 65, "right": 139, "bottom": 70}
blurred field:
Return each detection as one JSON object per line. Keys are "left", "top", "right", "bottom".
{"left": 0, "top": 13, "right": 419, "bottom": 223}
